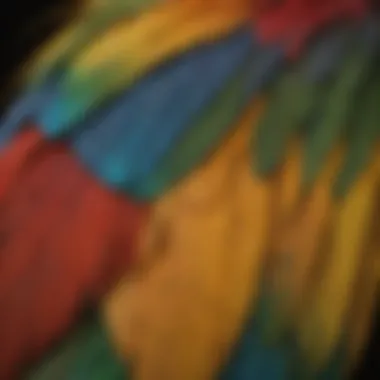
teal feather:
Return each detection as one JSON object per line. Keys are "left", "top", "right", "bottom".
{"left": 220, "top": 313, "right": 294, "bottom": 380}
{"left": 0, "top": 77, "right": 58, "bottom": 146}
{"left": 220, "top": 297, "right": 347, "bottom": 380}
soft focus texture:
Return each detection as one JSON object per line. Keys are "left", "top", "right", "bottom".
{"left": 0, "top": 0, "right": 379, "bottom": 379}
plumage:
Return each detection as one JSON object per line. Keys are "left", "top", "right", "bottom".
{"left": 71, "top": 29, "right": 253, "bottom": 188}
{"left": 0, "top": 0, "right": 379, "bottom": 379}
{"left": 0, "top": 128, "right": 148, "bottom": 378}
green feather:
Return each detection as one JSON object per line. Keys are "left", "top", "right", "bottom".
{"left": 30, "top": 0, "right": 159, "bottom": 86}
{"left": 254, "top": 68, "right": 323, "bottom": 176}
{"left": 334, "top": 66, "right": 380, "bottom": 197}
{"left": 302, "top": 39, "right": 378, "bottom": 188}
{"left": 27, "top": 316, "right": 126, "bottom": 380}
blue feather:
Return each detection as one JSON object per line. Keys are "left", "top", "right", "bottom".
{"left": 131, "top": 42, "right": 284, "bottom": 199}
{"left": 70, "top": 29, "right": 255, "bottom": 188}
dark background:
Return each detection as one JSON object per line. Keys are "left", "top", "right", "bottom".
{"left": 0, "top": 1, "right": 378, "bottom": 378}
{"left": 0, "top": 0, "right": 78, "bottom": 111}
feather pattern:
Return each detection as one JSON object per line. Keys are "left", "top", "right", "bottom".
{"left": 104, "top": 104, "right": 272, "bottom": 380}
{"left": 0, "top": 1, "right": 379, "bottom": 379}
{"left": 0, "top": 128, "right": 148, "bottom": 378}
{"left": 71, "top": 29, "right": 254, "bottom": 188}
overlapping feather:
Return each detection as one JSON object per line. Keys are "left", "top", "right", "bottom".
{"left": 0, "top": 128, "right": 148, "bottom": 378}
{"left": 0, "top": 1, "right": 379, "bottom": 379}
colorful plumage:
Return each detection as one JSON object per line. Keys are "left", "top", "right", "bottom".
{"left": 0, "top": 0, "right": 379, "bottom": 379}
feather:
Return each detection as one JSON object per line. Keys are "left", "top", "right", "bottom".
{"left": 277, "top": 141, "right": 302, "bottom": 219}
{"left": 0, "top": 2, "right": 379, "bottom": 379}
{"left": 261, "top": 146, "right": 343, "bottom": 339}
{"left": 0, "top": 128, "right": 42, "bottom": 198}
{"left": 104, "top": 103, "right": 272, "bottom": 380}
{"left": 298, "top": 150, "right": 380, "bottom": 369}
{"left": 32, "top": 0, "right": 251, "bottom": 133}
{"left": 0, "top": 128, "right": 148, "bottom": 378}
{"left": 132, "top": 43, "right": 283, "bottom": 199}
{"left": 27, "top": 315, "right": 126, "bottom": 380}
{"left": 254, "top": 23, "right": 354, "bottom": 175}
{"left": 302, "top": 19, "right": 380, "bottom": 187}
{"left": 334, "top": 67, "right": 380, "bottom": 196}
{"left": 220, "top": 317, "right": 294, "bottom": 380}
{"left": 0, "top": 75, "right": 61, "bottom": 146}
{"left": 345, "top": 243, "right": 380, "bottom": 374}
{"left": 70, "top": 29, "right": 253, "bottom": 187}
{"left": 27, "top": 0, "right": 165, "bottom": 85}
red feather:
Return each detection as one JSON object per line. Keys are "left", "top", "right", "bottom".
{"left": 0, "top": 127, "right": 150, "bottom": 378}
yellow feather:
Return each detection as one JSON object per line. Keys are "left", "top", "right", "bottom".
{"left": 278, "top": 141, "right": 303, "bottom": 219}
{"left": 68, "top": 1, "right": 249, "bottom": 92}
{"left": 103, "top": 102, "right": 272, "bottom": 380}
{"left": 27, "top": 1, "right": 105, "bottom": 81}
{"left": 297, "top": 150, "right": 380, "bottom": 369}
{"left": 345, "top": 243, "right": 379, "bottom": 374}
{"left": 29, "top": 0, "right": 252, "bottom": 85}
{"left": 261, "top": 146, "right": 342, "bottom": 337}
